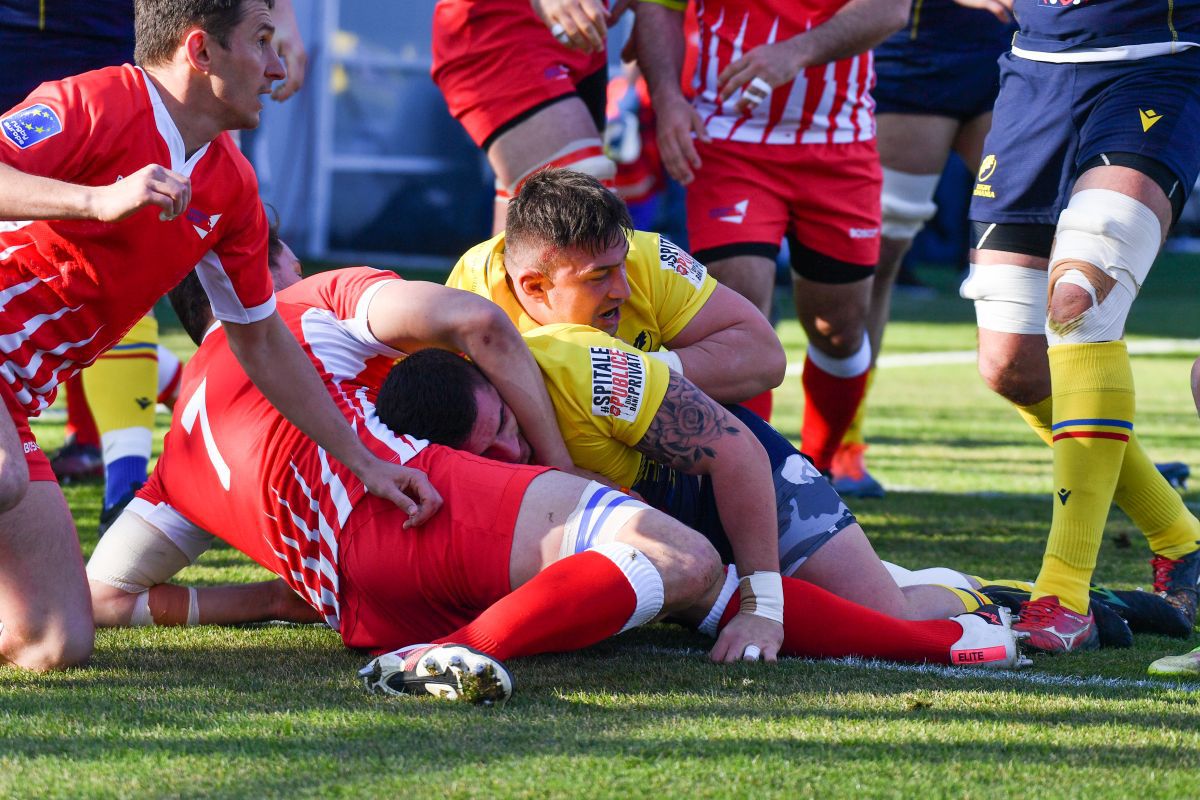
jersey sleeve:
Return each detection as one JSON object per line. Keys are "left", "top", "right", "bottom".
{"left": 636, "top": 233, "right": 718, "bottom": 344}
{"left": 200, "top": 160, "right": 276, "bottom": 325}
{"left": 279, "top": 266, "right": 404, "bottom": 353}
{"left": 0, "top": 76, "right": 98, "bottom": 182}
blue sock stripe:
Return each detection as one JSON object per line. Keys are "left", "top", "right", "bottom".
{"left": 1051, "top": 417, "right": 1134, "bottom": 431}
{"left": 103, "top": 455, "right": 148, "bottom": 509}
{"left": 107, "top": 342, "right": 159, "bottom": 352}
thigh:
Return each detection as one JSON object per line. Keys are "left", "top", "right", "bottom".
{"left": 793, "top": 523, "right": 911, "bottom": 618}
{"left": 953, "top": 111, "right": 994, "bottom": 174}
{"left": 686, "top": 140, "right": 790, "bottom": 256}
{"left": 0, "top": 481, "right": 93, "bottom": 668}
{"left": 876, "top": 113, "right": 959, "bottom": 174}
{"left": 486, "top": 96, "right": 605, "bottom": 187}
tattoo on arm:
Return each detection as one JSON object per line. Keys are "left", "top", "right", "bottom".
{"left": 634, "top": 372, "right": 741, "bottom": 472}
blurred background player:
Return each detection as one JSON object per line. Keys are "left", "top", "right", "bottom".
{"left": 829, "top": 0, "right": 1013, "bottom": 497}
{"left": 634, "top": 0, "right": 907, "bottom": 478}
{"left": 0, "top": 0, "right": 307, "bottom": 532}
{"left": 962, "top": 0, "right": 1200, "bottom": 652}
{"left": 431, "top": 0, "right": 635, "bottom": 234}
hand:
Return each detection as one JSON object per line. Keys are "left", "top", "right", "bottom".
{"left": 951, "top": 0, "right": 1013, "bottom": 23}
{"left": 270, "top": 0, "right": 308, "bottom": 101}
{"left": 88, "top": 163, "right": 191, "bottom": 223}
{"left": 356, "top": 459, "right": 443, "bottom": 528}
{"left": 717, "top": 40, "right": 804, "bottom": 113}
{"left": 531, "top": 0, "right": 608, "bottom": 53}
{"left": 654, "top": 93, "right": 710, "bottom": 184}
{"left": 709, "top": 611, "right": 784, "bottom": 664}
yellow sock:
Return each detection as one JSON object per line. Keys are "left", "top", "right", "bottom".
{"left": 937, "top": 586, "right": 987, "bottom": 613}
{"left": 1034, "top": 342, "right": 1134, "bottom": 614}
{"left": 842, "top": 369, "right": 875, "bottom": 447}
{"left": 974, "top": 577, "right": 1035, "bottom": 593}
{"left": 1017, "top": 384, "right": 1200, "bottom": 561}
{"left": 83, "top": 315, "right": 159, "bottom": 434}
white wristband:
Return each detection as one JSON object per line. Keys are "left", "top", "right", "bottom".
{"left": 646, "top": 349, "right": 683, "bottom": 374}
{"left": 738, "top": 571, "right": 783, "bottom": 624}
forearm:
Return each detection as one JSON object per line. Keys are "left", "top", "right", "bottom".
{"left": 673, "top": 329, "right": 785, "bottom": 403}
{"left": 634, "top": 3, "right": 688, "bottom": 103}
{"left": 0, "top": 162, "right": 94, "bottom": 220}
{"left": 786, "top": 0, "right": 908, "bottom": 68}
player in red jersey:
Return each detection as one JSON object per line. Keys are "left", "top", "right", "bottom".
{"left": 0, "top": 0, "right": 444, "bottom": 672}
{"left": 432, "top": 0, "right": 636, "bottom": 233}
{"left": 635, "top": 0, "right": 907, "bottom": 464}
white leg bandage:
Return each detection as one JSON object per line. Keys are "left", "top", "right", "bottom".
{"left": 589, "top": 541, "right": 665, "bottom": 632}
{"left": 807, "top": 332, "right": 871, "bottom": 378}
{"left": 959, "top": 263, "right": 1049, "bottom": 334}
{"left": 86, "top": 497, "right": 214, "bottom": 593}
{"left": 496, "top": 138, "right": 617, "bottom": 199}
{"left": 1045, "top": 189, "right": 1161, "bottom": 346}
{"left": 698, "top": 566, "right": 740, "bottom": 638}
{"left": 130, "top": 586, "right": 199, "bottom": 627}
{"left": 883, "top": 561, "right": 974, "bottom": 590}
{"left": 880, "top": 168, "right": 941, "bottom": 240}
{"left": 558, "top": 481, "right": 651, "bottom": 559}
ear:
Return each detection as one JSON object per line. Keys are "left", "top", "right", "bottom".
{"left": 183, "top": 28, "right": 214, "bottom": 74}
{"left": 516, "top": 269, "right": 551, "bottom": 303}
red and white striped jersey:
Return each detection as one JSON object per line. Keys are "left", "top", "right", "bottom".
{"left": 691, "top": 0, "right": 876, "bottom": 145}
{"left": 141, "top": 268, "right": 427, "bottom": 629}
{"left": 0, "top": 65, "right": 275, "bottom": 416}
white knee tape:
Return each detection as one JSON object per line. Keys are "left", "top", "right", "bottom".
{"left": 890, "top": 564, "right": 974, "bottom": 590}
{"left": 806, "top": 332, "right": 871, "bottom": 379}
{"left": 880, "top": 168, "right": 940, "bottom": 240}
{"left": 589, "top": 541, "right": 665, "bottom": 633}
{"left": 129, "top": 586, "right": 199, "bottom": 627}
{"left": 1045, "top": 189, "right": 1161, "bottom": 345}
{"left": 959, "top": 263, "right": 1048, "bottom": 335}
{"left": 559, "top": 481, "right": 651, "bottom": 559}
{"left": 86, "top": 501, "right": 205, "bottom": 593}
{"left": 497, "top": 138, "right": 617, "bottom": 197}
{"left": 698, "top": 566, "right": 740, "bottom": 638}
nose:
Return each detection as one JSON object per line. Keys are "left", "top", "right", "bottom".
{"left": 610, "top": 267, "right": 631, "bottom": 300}
{"left": 266, "top": 43, "right": 286, "bottom": 80}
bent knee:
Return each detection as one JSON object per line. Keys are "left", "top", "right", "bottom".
{"left": 4, "top": 622, "right": 94, "bottom": 672}
{"left": 0, "top": 466, "right": 29, "bottom": 514}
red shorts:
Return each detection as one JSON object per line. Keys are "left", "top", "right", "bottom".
{"left": 686, "top": 139, "right": 882, "bottom": 267}
{"left": 0, "top": 379, "right": 55, "bottom": 483}
{"left": 337, "top": 445, "right": 550, "bottom": 654}
{"left": 431, "top": 0, "right": 606, "bottom": 147}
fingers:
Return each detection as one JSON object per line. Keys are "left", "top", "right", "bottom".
{"left": 147, "top": 167, "right": 191, "bottom": 222}
{"left": 400, "top": 477, "right": 443, "bottom": 529}
{"left": 270, "top": 43, "right": 308, "bottom": 101}
{"left": 550, "top": 0, "right": 607, "bottom": 52}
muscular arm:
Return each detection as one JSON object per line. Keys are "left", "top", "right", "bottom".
{"left": 0, "top": 161, "right": 191, "bottom": 222}
{"left": 634, "top": 373, "right": 778, "bottom": 577}
{"left": 366, "top": 281, "right": 574, "bottom": 469}
{"left": 663, "top": 284, "right": 786, "bottom": 403}
{"left": 223, "top": 311, "right": 442, "bottom": 524}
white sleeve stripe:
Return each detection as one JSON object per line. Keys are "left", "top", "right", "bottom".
{"left": 195, "top": 250, "right": 276, "bottom": 324}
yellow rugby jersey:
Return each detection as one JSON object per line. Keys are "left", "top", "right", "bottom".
{"left": 446, "top": 230, "right": 717, "bottom": 353}
{"left": 523, "top": 323, "right": 672, "bottom": 487}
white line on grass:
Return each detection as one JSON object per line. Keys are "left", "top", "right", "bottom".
{"left": 630, "top": 645, "right": 1200, "bottom": 692}
{"left": 784, "top": 337, "right": 1200, "bottom": 377}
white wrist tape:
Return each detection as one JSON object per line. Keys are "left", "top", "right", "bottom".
{"left": 739, "top": 571, "right": 784, "bottom": 624}
{"left": 646, "top": 349, "right": 683, "bottom": 374}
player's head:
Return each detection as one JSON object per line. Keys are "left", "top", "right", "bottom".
{"left": 376, "top": 349, "right": 530, "bottom": 465}
{"left": 169, "top": 222, "right": 302, "bottom": 344}
{"left": 134, "top": 0, "right": 285, "bottom": 129}
{"left": 504, "top": 169, "right": 634, "bottom": 335}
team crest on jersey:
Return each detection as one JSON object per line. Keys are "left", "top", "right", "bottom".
{"left": 590, "top": 346, "right": 646, "bottom": 423}
{"left": 973, "top": 154, "right": 998, "bottom": 199}
{"left": 659, "top": 238, "right": 707, "bottom": 290}
{"left": 186, "top": 207, "right": 222, "bottom": 239}
{"left": 1, "top": 104, "right": 62, "bottom": 149}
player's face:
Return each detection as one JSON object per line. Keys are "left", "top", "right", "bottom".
{"left": 270, "top": 242, "right": 303, "bottom": 291}
{"left": 209, "top": 1, "right": 286, "bottom": 129}
{"left": 462, "top": 384, "right": 531, "bottom": 465}
{"left": 541, "top": 240, "right": 632, "bottom": 335}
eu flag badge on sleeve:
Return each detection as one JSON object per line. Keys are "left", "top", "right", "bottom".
{"left": 2, "top": 104, "right": 63, "bottom": 149}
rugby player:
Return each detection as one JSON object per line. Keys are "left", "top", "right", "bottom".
{"left": 633, "top": 0, "right": 905, "bottom": 456}
{"left": 0, "top": 0, "right": 432, "bottom": 672}
{"left": 445, "top": 168, "right": 787, "bottom": 409}
{"left": 961, "top": 0, "right": 1200, "bottom": 651}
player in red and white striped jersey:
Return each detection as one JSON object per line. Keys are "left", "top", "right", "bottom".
{"left": 635, "top": 0, "right": 907, "bottom": 472}
{"left": 0, "top": 0, "right": 438, "bottom": 673}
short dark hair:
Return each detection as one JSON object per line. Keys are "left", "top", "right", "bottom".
{"left": 169, "top": 214, "right": 286, "bottom": 345}
{"left": 505, "top": 168, "right": 633, "bottom": 274}
{"left": 134, "top": 0, "right": 274, "bottom": 67}
{"left": 376, "top": 349, "right": 486, "bottom": 448}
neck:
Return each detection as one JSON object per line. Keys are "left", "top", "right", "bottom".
{"left": 143, "top": 66, "right": 221, "bottom": 159}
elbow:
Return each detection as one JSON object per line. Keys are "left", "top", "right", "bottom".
{"left": 460, "top": 303, "right": 522, "bottom": 355}
{"left": 885, "top": 1, "right": 910, "bottom": 34}
{"left": 761, "top": 337, "right": 787, "bottom": 393}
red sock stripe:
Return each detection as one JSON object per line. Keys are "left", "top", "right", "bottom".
{"left": 1051, "top": 431, "right": 1131, "bottom": 443}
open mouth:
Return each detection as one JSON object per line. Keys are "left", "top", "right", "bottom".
{"left": 598, "top": 307, "right": 620, "bottom": 324}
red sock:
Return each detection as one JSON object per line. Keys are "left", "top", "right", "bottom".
{"left": 64, "top": 374, "right": 99, "bottom": 447}
{"left": 800, "top": 356, "right": 868, "bottom": 472}
{"left": 740, "top": 389, "right": 773, "bottom": 422}
{"left": 718, "top": 577, "right": 962, "bottom": 664}
{"left": 435, "top": 550, "right": 638, "bottom": 661}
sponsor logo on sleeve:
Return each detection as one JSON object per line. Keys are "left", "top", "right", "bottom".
{"left": 1, "top": 104, "right": 63, "bottom": 149}
{"left": 590, "top": 346, "right": 647, "bottom": 422}
{"left": 659, "top": 237, "right": 707, "bottom": 290}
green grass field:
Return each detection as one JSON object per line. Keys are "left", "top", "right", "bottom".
{"left": 3, "top": 256, "right": 1200, "bottom": 798}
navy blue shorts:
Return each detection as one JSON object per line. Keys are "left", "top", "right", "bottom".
{"left": 970, "top": 49, "right": 1200, "bottom": 225}
{"left": 874, "top": 47, "right": 1004, "bottom": 121}
{"left": 0, "top": 32, "right": 133, "bottom": 111}
{"left": 632, "top": 405, "right": 856, "bottom": 575}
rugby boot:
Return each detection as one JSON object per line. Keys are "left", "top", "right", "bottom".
{"left": 1155, "top": 461, "right": 1190, "bottom": 491}
{"left": 1147, "top": 646, "right": 1200, "bottom": 677}
{"left": 359, "top": 643, "right": 513, "bottom": 706}
{"left": 948, "top": 604, "right": 1031, "bottom": 668}
{"left": 982, "top": 585, "right": 1131, "bottom": 648}
{"left": 1150, "top": 549, "right": 1200, "bottom": 631}
{"left": 49, "top": 439, "right": 103, "bottom": 483}
{"left": 829, "top": 442, "right": 885, "bottom": 499}
{"left": 1014, "top": 595, "right": 1100, "bottom": 654}
{"left": 1089, "top": 584, "right": 1192, "bottom": 638}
